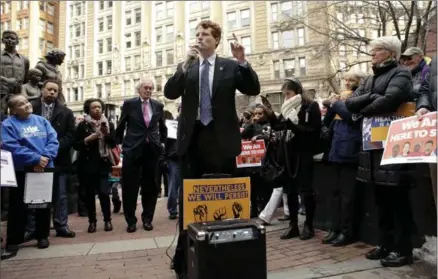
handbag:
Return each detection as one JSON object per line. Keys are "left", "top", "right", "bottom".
{"left": 260, "top": 133, "right": 287, "bottom": 185}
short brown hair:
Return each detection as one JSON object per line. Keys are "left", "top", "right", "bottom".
{"left": 196, "top": 20, "right": 222, "bottom": 48}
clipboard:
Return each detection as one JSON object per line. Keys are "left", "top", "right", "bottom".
{"left": 24, "top": 169, "right": 55, "bottom": 209}
{"left": 1, "top": 150, "right": 17, "bottom": 187}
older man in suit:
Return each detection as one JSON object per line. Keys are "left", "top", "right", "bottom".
{"left": 164, "top": 20, "right": 260, "bottom": 278}
{"left": 116, "top": 79, "right": 167, "bottom": 233}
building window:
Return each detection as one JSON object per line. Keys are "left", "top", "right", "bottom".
{"left": 166, "top": 25, "right": 174, "bottom": 42}
{"left": 156, "top": 27, "right": 162, "bottom": 43}
{"left": 74, "top": 46, "right": 80, "bottom": 57}
{"left": 339, "top": 45, "right": 346, "bottom": 56}
{"left": 134, "top": 55, "right": 141, "bottom": 70}
{"left": 21, "top": 38, "right": 28, "bottom": 50}
{"left": 227, "top": 12, "right": 237, "bottom": 30}
{"left": 166, "top": 1, "right": 174, "bottom": 17}
{"left": 156, "top": 51, "right": 163, "bottom": 67}
{"left": 156, "top": 3, "right": 164, "bottom": 20}
{"left": 271, "top": 3, "right": 278, "bottom": 21}
{"left": 167, "top": 49, "right": 174, "bottom": 65}
{"left": 283, "top": 30, "right": 293, "bottom": 48}
{"left": 47, "top": 22, "right": 54, "bottom": 35}
{"left": 47, "top": 3, "right": 54, "bottom": 15}
{"left": 125, "top": 33, "right": 132, "bottom": 48}
{"left": 297, "top": 28, "right": 305, "bottom": 46}
{"left": 189, "top": 20, "right": 197, "bottom": 38}
{"left": 16, "top": 20, "right": 22, "bottom": 30}
{"left": 75, "top": 25, "right": 81, "bottom": 37}
{"left": 281, "top": 2, "right": 292, "bottom": 17}
{"left": 106, "top": 60, "right": 112, "bottom": 74}
{"left": 273, "top": 60, "right": 280, "bottom": 79}
{"left": 97, "top": 62, "right": 103, "bottom": 76}
{"left": 125, "top": 57, "right": 131, "bottom": 71}
{"left": 39, "top": 19, "right": 46, "bottom": 32}
{"left": 336, "top": 12, "right": 343, "bottom": 21}
{"left": 98, "top": 40, "right": 103, "bottom": 54}
{"left": 75, "top": 3, "right": 81, "bottom": 16}
{"left": 96, "top": 84, "right": 102, "bottom": 98}
{"left": 108, "top": 1, "right": 113, "bottom": 8}
{"left": 72, "top": 66, "right": 79, "bottom": 78}
{"left": 296, "top": 1, "right": 304, "bottom": 14}
{"left": 202, "top": 1, "right": 210, "bottom": 9}
{"left": 135, "top": 8, "right": 141, "bottom": 23}
{"left": 22, "top": 18, "right": 28, "bottom": 29}
{"left": 39, "top": 38, "right": 45, "bottom": 50}
{"left": 98, "top": 18, "right": 104, "bottom": 32}
{"left": 190, "top": 1, "right": 200, "bottom": 12}
{"left": 107, "top": 16, "right": 113, "bottom": 30}
{"left": 272, "top": 32, "right": 279, "bottom": 49}
{"left": 135, "top": 31, "right": 141, "bottom": 46}
{"left": 299, "top": 57, "right": 306, "bottom": 76}
{"left": 124, "top": 80, "right": 131, "bottom": 95}
{"left": 80, "top": 65, "right": 84, "bottom": 78}
{"left": 284, "top": 59, "right": 295, "bottom": 77}
{"left": 99, "top": 1, "right": 104, "bottom": 10}
{"left": 105, "top": 83, "right": 111, "bottom": 97}
{"left": 126, "top": 11, "right": 132, "bottom": 25}
{"left": 241, "top": 37, "right": 251, "bottom": 54}
{"left": 241, "top": 9, "right": 250, "bottom": 27}
{"left": 155, "top": 75, "right": 162, "bottom": 91}
{"left": 106, "top": 38, "right": 112, "bottom": 52}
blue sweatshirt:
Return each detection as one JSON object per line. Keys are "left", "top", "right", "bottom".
{"left": 1, "top": 114, "right": 59, "bottom": 171}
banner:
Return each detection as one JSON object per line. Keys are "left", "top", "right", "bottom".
{"left": 370, "top": 116, "right": 404, "bottom": 142}
{"left": 362, "top": 117, "right": 384, "bottom": 151}
{"left": 236, "top": 140, "right": 266, "bottom": 168}
{"left": 166, "top": 120, "right": 178, "bottom": 139}
{"left": 381, "top": 112, "right": 437, "bottom": 165}
{"left": 183, "top": 177, "right": 251, "bottom": 229}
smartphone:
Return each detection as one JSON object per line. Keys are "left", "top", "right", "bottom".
{"left": 260, "top": 95, "right": 272, "bottom": 109}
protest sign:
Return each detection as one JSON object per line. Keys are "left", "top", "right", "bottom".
{"left": 236, "top": 140, "right": 266, "bottom": 168}
{"left": 1, "top": 150, "right": 17, "bottom": 187}
{"left": 362, "top": 117, "right": 384, "bottom": 151}
{"left": 165, "top": 120, "right": 178, "bottom": 139}
{"left": 381, "top": 112, "right": 437, "bottom": 165}
{"left": 183, "top": 177, "right": 251, "bottom": 229}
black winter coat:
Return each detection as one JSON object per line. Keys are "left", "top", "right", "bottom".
{"left": 417, "top": 56, "right": 437, "bottom": 112}
{"left": 345, "top": 60, "right": 415, "bottom": 187}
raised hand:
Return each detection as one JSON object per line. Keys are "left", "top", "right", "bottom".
{"left": 232, "top": 202, "right": 243, "bottom": 218}
{"left": 230, "top": 33, "right": 245, "bottom": 63}
{"left": 213, "top": 207, "right": 227, "bottom": 221}
{"left": 182, "top": 45, "right": 201, "bottom": 73}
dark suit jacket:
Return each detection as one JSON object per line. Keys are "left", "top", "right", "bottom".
{"left": 115, "top": 97, "right": 167, "bottom": 160}
{"left": 164, "top": 56, "right": 260, "bottom": 157}
{"left": 31, "top": 98, "right": 76, "bottom": 171}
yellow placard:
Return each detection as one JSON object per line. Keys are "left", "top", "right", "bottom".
{"left": 182, "top": 177, "right": 251, "bottom": 229}
{"left": 370, "top": 102, "right": 416, "bottom": 141}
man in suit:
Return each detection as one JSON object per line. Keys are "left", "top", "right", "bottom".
{"left": 164, "top": 20, "right": 260, "bottom": 278}
{"left": 116, "top": 79, "right": 167, "bottom": 233}
{"left": 29, "top": 80, "right": 76, "bottom": 238}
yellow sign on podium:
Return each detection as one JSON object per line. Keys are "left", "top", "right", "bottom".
{"left": 182, "top": 177, "right": 251, "bottom": 229}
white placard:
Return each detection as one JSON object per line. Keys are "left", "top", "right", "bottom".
{"left": 1, "top": 150, "right": 17, "bottom": 187}
{"left": 166, "top": 120, "right": 178, "bottom": 139}
{"left": 24, "top": 172, "right": 54, "bottom": 204}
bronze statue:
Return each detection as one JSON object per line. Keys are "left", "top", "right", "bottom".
{"left": 0, "top": 30, "right": 30, "bottom": 113}
{"left": 21, "top": 68, "right": 42, "bottom": 101}
{"left": 35, "top": 48, "right": 66, "bottom": 104}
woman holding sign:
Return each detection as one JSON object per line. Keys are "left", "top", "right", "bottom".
{"left": 345, "top": 36, "right": 415, "bottom": 268}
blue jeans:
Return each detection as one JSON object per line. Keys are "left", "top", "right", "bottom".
{"left": 167, "top": 160, "right": 181, "bottom": 216}
{"left": 27, "top": 173, "right": 69, "bottom": 233}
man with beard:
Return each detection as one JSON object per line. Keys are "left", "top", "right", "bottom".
{"left": 35, "top": 49, "right": 66, "bottom": 105}
{"left": 0, "top": 30, "right": 30, "bottom": 114}
{"left": 25, "top": 80, "right": 76, "bottom": 240}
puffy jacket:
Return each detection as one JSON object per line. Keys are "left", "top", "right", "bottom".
{"left": 416, "top": 56, "right": 437, "bottom": 111}
{"left": 345, "top": 60, "right": 415, "bottom": 187}
{"left": 411, "top": 59, "right": 430, "bottom": 100}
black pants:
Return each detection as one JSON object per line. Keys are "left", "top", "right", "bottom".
{"left": 7, "top": 172, "right": 51, "bottom": 247}
{"left": 76, "top": 173, "right": 88, "bottom": 215}
{"left": 374, "top": 185, "right": 414, "bottom": 256}
{"left": 330, "top": 164, "right": 357, "bottom": 235}
{"left": 79, "top": 172, "right": 111, "bottom": 223}
{"left": 174, "top": 121, "right": 236, "bottom": 277}
{"left": 287, "top": 192, "right": 316, "bottom": 227}
{"left": 122, "top": 144, "right": 160, "bottom": 225}
{"left": 158, "top": 164, "right": 169, "bottom": 195}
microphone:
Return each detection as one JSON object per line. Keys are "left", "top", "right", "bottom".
{"left": 182, "top": 43, "right": 201, "bottom": 73}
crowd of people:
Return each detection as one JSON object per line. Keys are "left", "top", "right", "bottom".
{"left": 0, "top": 19, "right": 436, "bottom": 279}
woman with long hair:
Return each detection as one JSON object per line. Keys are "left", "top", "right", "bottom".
{"left": 74, "top": 99, "right": 115, "bottom": 233}
{"left": 269, "top": 77, "right": 321, "bottom": 240}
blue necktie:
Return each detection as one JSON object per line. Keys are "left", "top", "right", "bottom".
{"left": 200, "top": 60, "right": 213, "bottom": 125}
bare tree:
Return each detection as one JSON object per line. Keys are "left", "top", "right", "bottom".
{"left": 281, "top": 1, "right": 436, "bottom": 94}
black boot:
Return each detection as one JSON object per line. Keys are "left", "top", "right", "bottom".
{"left": 104, "top": 221, "right": 113, "bottom": 232}
{"left": 331, "top": 233, "right": 352, "bottom": 247}
{"left": 365, "top": 246, "right": 390, "bottom": 260}
{"left": 280, "top": 223, "right": 300, "bottom": 240}
{"left": 88, "top": 222, "right": 97, "bottom": 233}
{"left": 322, "top": 230, "right": 339, "bottom": 244}
{"left": 380, "top": 252, "right": 413, "bottom": 267}
{"left": 300, "top": 222, "right": 315, "bottom": 240}
{"left": 112, "top": 198, "right": 121, "bottom": 213}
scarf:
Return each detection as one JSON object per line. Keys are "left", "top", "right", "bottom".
{"left": 281, "top": 94, "right": 302, "bottom": 141}
{"left": 84, "top": 114, "right": 110, "bottom": 159}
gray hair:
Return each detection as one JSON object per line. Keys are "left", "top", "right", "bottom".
{"left": 344, "top": 68, "right": 367, "bottom": 80}
{"left": 369, "top": 36, "right": 402, "bottom": 60}
{"left": 135, "top": 79, "right": 154, "bottom": 93}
